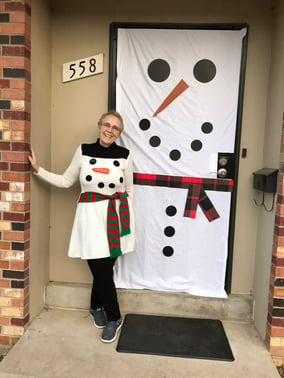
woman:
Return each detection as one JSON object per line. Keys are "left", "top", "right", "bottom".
{"left": 28, "top": 110, "right": 135, "bottom": 343}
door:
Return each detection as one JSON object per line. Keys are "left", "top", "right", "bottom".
{"left": 109, "top": 23, "right": 248, "bottom": 298}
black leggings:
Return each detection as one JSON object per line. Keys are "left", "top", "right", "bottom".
{"left": 87, "top": 257, "right": 121, "bottom": 321}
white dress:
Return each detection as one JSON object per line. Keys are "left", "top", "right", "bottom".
{"left": 36, "top": 140, "right": 135, "bottom": 259}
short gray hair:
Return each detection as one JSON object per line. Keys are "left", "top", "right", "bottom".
{"left": 98, "top": 110, "right": 124, "bottom": 131}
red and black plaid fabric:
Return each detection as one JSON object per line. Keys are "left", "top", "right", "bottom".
{"left": 134, "top": 173, "right": 233, "bottom": 222}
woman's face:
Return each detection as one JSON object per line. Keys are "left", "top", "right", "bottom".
{"left": 98, "top": 114, "right": 122, "bottom": 148}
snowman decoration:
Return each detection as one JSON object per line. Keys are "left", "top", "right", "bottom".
{"left": 113, "top": 26, "right": 247, "bottom": 298}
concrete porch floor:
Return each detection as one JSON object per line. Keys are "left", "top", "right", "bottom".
{"left": 0, "top": 295, "right": 281, "bottom": 378}
{"left": 0, "top": 307, "right": 280, "bottom": 378}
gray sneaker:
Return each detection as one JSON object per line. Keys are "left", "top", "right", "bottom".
{"left": 90, "top": 307, "right": 106, "bottom": 328}
{"left": 101, "top": 318, "right": 123, "bottom": 343}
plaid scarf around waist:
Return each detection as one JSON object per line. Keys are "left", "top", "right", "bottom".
{"left": 78, "top": 191, "right": 131, "bottom": 258}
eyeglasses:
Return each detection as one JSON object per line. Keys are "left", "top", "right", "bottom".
{"left": 100, "top": 122, "right": 122, "bottom": 133}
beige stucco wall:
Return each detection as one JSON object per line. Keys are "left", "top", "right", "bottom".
{"left": 30, "top": 0, "right": 52, "bottom": 319}
{"left": 253, "top": 0, "right": 284, "bottom": 338}
{"left": 47, "top": 0, "right": 275, "bottom": 286}
{"left": 30, "top": 0, "right": 284, "bottom": 336}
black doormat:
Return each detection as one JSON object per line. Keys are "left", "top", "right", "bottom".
{"left": 117, "top": 314, "right": 234, "bottom": 361}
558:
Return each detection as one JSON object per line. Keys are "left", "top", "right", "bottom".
{"left": 62, "top": 53, "right": 103, "bottom": 83}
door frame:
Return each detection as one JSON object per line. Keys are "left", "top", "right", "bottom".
{"left": 108, "top": 22, "right": 249, "bottom": 293}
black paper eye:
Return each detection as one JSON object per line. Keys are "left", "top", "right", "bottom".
{"left": 89, "top": 159, "right": 96, "bottom": 165}
{"left": 113, "top": 160, "right": 120, "bottom": 167}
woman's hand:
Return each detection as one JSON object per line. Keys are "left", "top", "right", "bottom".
{"left": 28, "top": 147, "right": 40, "bottom": 173}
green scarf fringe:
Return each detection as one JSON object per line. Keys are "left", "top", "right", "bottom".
{"left": 110, "top": 246, "right": 123, "bottom": 258}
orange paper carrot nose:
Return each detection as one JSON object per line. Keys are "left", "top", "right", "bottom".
{"left": 153, "top": 79, "right": 189, "bottom": 117}
{"left": 92, "top": 168, "right": 110, "bottom": 174}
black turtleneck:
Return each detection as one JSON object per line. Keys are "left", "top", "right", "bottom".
{"left": 81, "top": 139, "right": 129, "bottom": 159}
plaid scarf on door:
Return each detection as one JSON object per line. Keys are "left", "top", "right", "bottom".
{"left": 78, "top": 191, "right": 131, "bottom": 258}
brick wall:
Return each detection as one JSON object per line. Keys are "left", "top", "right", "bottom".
{"left": 267, "top": 114, "right": 284, "bottom": 366}
{"left": 0, "top": 0, "right": 31, "bottom": 345}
